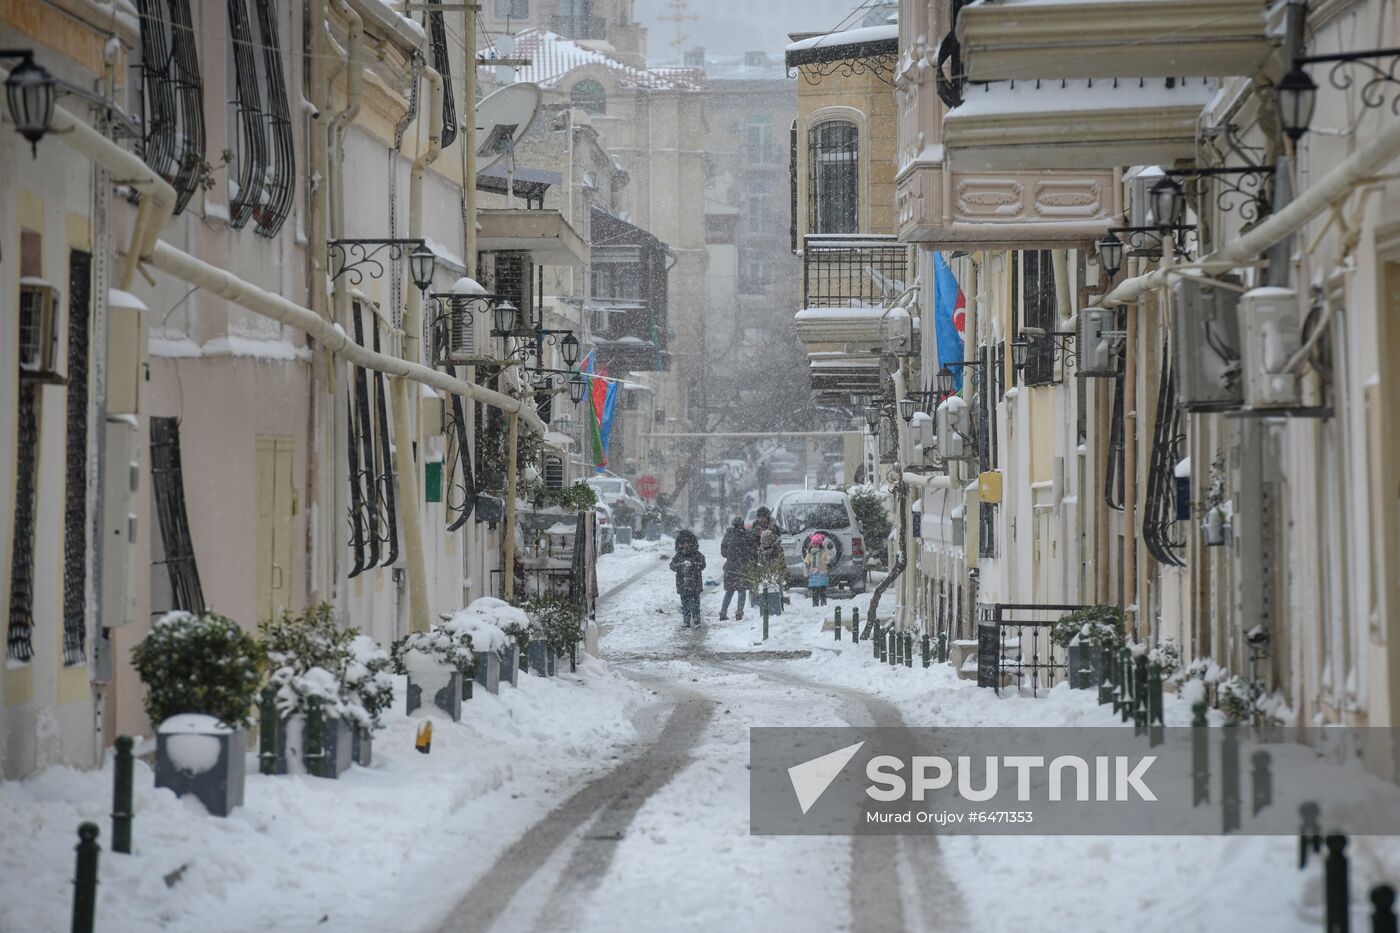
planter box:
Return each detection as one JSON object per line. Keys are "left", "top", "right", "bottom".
{"left": 547, "top": 648, "right": 557, "bottom": 677}
{"left": 527, "top": 641, "right": 549, "bottom": 677}
{"left": 498, "top": 646, "right": 521, "bottom": 688}
{"left": 1068, "top": 643, "right": 1103, "bottom": 690}
{"left": 406, "top": 671, "right": 463, "bottom": 722}
{"left": 615, "top": 527, "right": 633, "bottom": 546}
{"left": 155, "top": 716, "right": 245, "bottom": 818}
{"left": 352, "top": 726, "right": 373, "bottom": 767}
{"left": 643, "top": 522, "right": 662, "bottom": 541}
{"left": 274, "top": 714, "right": 354, "bottom": 779}
{"left": 474, "top": 650, "right": 501, "bottom": 695}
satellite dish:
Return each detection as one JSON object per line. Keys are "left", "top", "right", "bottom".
{"left": 475, "top": 82, "right": 541, "bottom": 175}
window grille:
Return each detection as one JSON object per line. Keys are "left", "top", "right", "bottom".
{"left": 977, "top": 344, "right": 999, "bottom": 559}
{"left": 544, "top": 455, "right": 565, "bottom": 489}
{"left": 63, "top": 251, "right": 92, "bottom": 665}
{"left": 1020, "top": 250, "right": 1058, "bottom": 386}
{"left": 1143, "top": 332, "right": 1187, "bottom": 567}
{"left": 426, "top": 0, "right": 459, "bottom": 149}
{"left": 789, "top": 119, "right": 798, "bottom": 252}
{"left": 150, "top": 417, "right": 206, "bottom": 614}
{"left": 808, "top": 121, "right": 858, "bottom": 235}
{"left": 7, "top": 383, "right": 39, "bottom": 662}
{"left": 228, "top": 0, "right": 268, "bottom": 230}
{"left": 371, "top": 318, "right": 400, "bottom": 567}
{"left": 348, "top": 303, "right": 380, "bottom": 576}
{"left": 136, "top": 0, "right": 206, "bottom": 215}
{"left": 253, "top": 0, "right": 295, "bottom": 236}
{"left": 1104, "top": 314, "right": 1127, "bottom": 512}
{"left": 445, "top": 395, "right": 476, "bottom": 531}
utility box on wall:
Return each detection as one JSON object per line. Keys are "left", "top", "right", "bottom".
{"left": 101, "top": 417, "right": 140, "bottom": 629}
{"left": 107, "top": 289, "right": 148, "bottom": 415}
{"left": 1239, "top": 286, "right": 1301, "bottom": 409}
{"left": 1173, "top": 276, "right": 1244, "bottom": 411}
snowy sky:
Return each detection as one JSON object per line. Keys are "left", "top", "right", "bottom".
{"left": 634, "top": 0, "right": 877, "bottom": 63}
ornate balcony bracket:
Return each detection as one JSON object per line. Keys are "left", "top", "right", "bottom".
{"left": 1022, "top": 328, "right": 1078, "bottom": 370}
{"left": 1169, "top": 166, "right": 1276, "bottom": 225}
{"left": 1298, "top": 46, "right": 1400, "bottom": 117}
{"left": 328, "top": 238, "right": 425, "bottom": 286}
{"left": 1107, "top": 224, "right": 1197, "bottom": 262}
{"left": 785, "top": 37, "right": 899, "bottom": 87}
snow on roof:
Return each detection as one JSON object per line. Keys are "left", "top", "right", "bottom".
{"left": 785, "top": 23, "right": 899, "bottom": 54}
{"left": 952, "top": 78, "right": 1217, "bottom": 118}
{"left": 484, "top": 30, "right": 703, "bottom": 91}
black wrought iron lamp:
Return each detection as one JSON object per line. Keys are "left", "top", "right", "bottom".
{"left": 1150, "top": 176, "right": 1187, "bottom": 229}
{"left": 408, "top": 244, "right": 437, "bottom": 291}
{"left": 568, "top": 370, "right": 588, "bottom": 405}
{"left": 2, "top": 51, "right": 55, "bottom": 157}
{"left": 1010, "top": 337, "right": 1031, "bottom": 371}
{"left": 898, "top": 396, "right": 916, "bottom": 422}
{"left": 327, "top": 238, "right": 435, "bottom": 287}
{"left": 864, "top": 403, "right": 881, "bottom": 433}
{"left": 1096, "top": 233, "right": 1125, "bottom": 279}
{"left": 492, "top": 300, "right": 519, "bottom": 336}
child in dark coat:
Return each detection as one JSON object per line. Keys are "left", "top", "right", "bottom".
{"left": 670, "top": 529, "right": 707, "bottom": 628}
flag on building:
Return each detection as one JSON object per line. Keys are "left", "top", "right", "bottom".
{"left": 933, "top": 252, "right": 967, "bottom": 392}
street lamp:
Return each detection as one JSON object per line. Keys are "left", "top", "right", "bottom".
{"left": 569, "top": 370, "right": 587, "bottom": 405}
{"left": 1096, "top": 233, "right": 1125, "bottom": 278}
{"left": 1150, "top": 176, "right": 1186, "bottom": 229}
{"left": 561, "top": 331, "right": 580, "bottom": 366}
{"left": 1276, "top": 67, "right": 1317, "bottom": 142}
{"left": 936, "top": 367, "right": 956, "bottom": 395}
{"left": 899, "top": 396, "right": 915, "bottom": 422}
{"left": 408, "top": 244, "right": 436, "bottom": 291}
{"left": 493, "top": 300, "right": 518, "bottom": 336}
{"left": 864, "top": 404, "right": 880, "bottom": 430}
{"left": 1011, "top": 337, "right": 1030, "bottom": 370}
{"left": 3, "top": 52, "right": 55, "bottom": 157}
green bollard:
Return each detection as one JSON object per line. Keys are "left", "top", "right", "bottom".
{"left": 1192, "top": 701, "right": 1210, "bottom": 806}
{"left": 937, "top": 631, "right": 948, "bottom": 664}
{"left": 1118, "top": 648, "right": 1132, "bottom": 723}
{"left": 922, "top": 634, "right": 931, "bottom": 668}
{"left": 1222, "top": 721, "right": 1240, "bottom": 834}
{"left": 905, "top": 633, "right": 913, "bottom": 668}
{"left": 834, "top": 606, "right": 842, "bottom": 642}
{"left": 874, "top": 620, "right": 883, "bottom": 660}
{"left": 1148, "top": 662, "right": 1165, "bottom": 746}
{"left": 1371, "top": 885, "right": 1396, "bottom": 933}
{"left": 762, "top": 596, "right": 770, "bottom": 641}
{"left": 305, "top": 696, "right": 325, "bottom": 778}
{"left": 259, "top": 685, "right": 277, "bottom": 776}
{"left": 71, "top": 822, "right": 99, "bottom": 933}
{"left": 1325, "top": 834, "right": 1350, "bottom": 933}
{"left": 851, "top": 607, "right": 859, "bottom": 643}
{"left": 1133, "top": 655, "right": 1149, "bottom": 734}
{"left": 112, "top": 736, "right": 133, "bottom": 855}
{"left": 1252, "top": 750, "right": 1273, "bottom": 817}
{"left": 890, "top": 630, "right": 898, "bottom": 667}
{"left": 1098, "top": 645, "right": 1114, "bottom": 706}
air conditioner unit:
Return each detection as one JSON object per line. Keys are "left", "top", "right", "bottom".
{"left": 18, "top": 278, "right": 59, "bottom": 375}
{"left": 1173, "top": 277, "right": 1243, "bottom": 412}
{"left": 1239, "top": 286, "right": 1301, "bottom": 409}
{"left": 1077, "top": 306, "right": 1117, "bottom": 377}
{"left": 937, "top": 396, "right": 972, "bottom": 461}
{"left": 444, "top": 303, "right": 481, "bottom": 364}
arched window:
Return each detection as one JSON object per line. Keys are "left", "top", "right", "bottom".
{"left": 570, "top": 79, "right": 606, "bottom": 114}
{"left": 808, "top": 120, "right": 858, "bottom": 234}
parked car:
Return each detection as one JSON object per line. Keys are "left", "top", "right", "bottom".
{"left": 772, "top": 490, "right": 866, "bottom": 593}
{"left": 594, "top": 502, "right": 616, "bottom": 554}
{"left": 585, "top": 476, "right": 644, "bottom": 530}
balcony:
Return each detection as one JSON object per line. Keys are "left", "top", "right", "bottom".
{"left": 956, "top": 0, "right": 1273, "bottom": 82}
{"left": 801, "top": 234, "right": 908, "bottom": 309}
{"left": 477, "top": 209, "right": 589, "bottom": 266}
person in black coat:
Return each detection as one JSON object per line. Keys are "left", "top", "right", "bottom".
{"left": 719, "top": 516, "right": 756, "bottom": 620}
{"left": 670, "top": 529, "right": 707, "bottom": 628}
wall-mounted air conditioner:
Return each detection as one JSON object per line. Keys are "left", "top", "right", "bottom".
{"left": 1077, "top": 306, "right": 1117, "bottom": 377}
{"left": 1239, "top": 286, "right": 1301, "bottom": 409}
{"left": 1173, "top": 277, "right": 1243, "bottom": 412}
{"left": 937, "top": 396, "right": 972, "bottom": 461}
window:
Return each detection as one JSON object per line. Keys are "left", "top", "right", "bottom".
{"left": 554, "top": 0, "right": 601, "bottom": 39}
{"left": 571, "top": 79, "right": 607, "bottom": 115}
{"left": 150, "top": 417, "right": 206, "bottom": 613}
{"left": 226, "top": 0, "right": 295, "bottom": 236}
{"left": 747, "top": 189, "right": 773, "bottom": 235}
{"left": 544, "top": 455, "right": 565, "bottom": 489}
{"left": 63, "top": 251, "right": 92, "bottom": 665}
{"left": 746, "top": 113, "right": 773, "bottom": 163}
{"left": 9, "top": 231, "right": 47, "bottom": 663}
{"left": 135, "top": 0, "right": 206, "bottom": 214}
{"left": 494, "top": 0, "right": 528, "bottom": 16}
{"left": 808, "top": 120, "right": 859, "bottom": 234}
{"left": 1018, "top": 250, "right": 1058, "bottom": 386}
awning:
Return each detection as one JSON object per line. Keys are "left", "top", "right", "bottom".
{"left": 477, "top": 209, "right": 589, "bottom": 266}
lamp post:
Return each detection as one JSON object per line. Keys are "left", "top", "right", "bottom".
{"left": 2, "top": 51, "right": 55, "bottom": 157}
{"left": 1010, "top": 337, "right": 1030, "bottom": 372}
{"left": 1276, "top": 67, "right": 1318, "bottom": 141}
{"left": 1149, "top": 176, "right": 1187, "bottom": 229}
{"left": 899, "top": 396, "right": 915, "bottom": 423}
{"left": 408, "top": 244, "right": 437, "bottom": 291}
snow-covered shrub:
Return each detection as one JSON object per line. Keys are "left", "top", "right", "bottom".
{"left": 1218, "top": 676, "right": 1258, "bottom": 724}
{"left": 446, "top": 597, "right": 521, "bottom": 655}
{"left": 390, "top": 622, "right": 475, "bottom": 679}
{"left": 1050, "top": 606, "right": 1125, "bottom": 651}
{"left": 522, "top": 593, "right": 582, "bottom": 656}
{"left": 1148, "top": 639, "right": 1181, "bottom": 679}
{"left": 342, "top": 635, "right": 395, "bottom": 730}
{"left": 260, "top": 604, "right": 359, "bottom": 722}
{"left": 847, "top": 485, "right": 891, "bottom": 565}
{"left": 132, "top": 611, "right": 263, "bottom": 729}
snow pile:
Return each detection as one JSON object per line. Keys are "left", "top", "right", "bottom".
{"left": 445, "top": 598, "right": 527, "bottom": 654}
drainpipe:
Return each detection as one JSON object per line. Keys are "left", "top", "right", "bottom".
{"left": 405, "top": 64, "right": 443, "bottom": 366}
{"left": 1123, "top": 256, "right": 1138, "bottom": 631}
{"left": 463, "top": 3, "right": 477, "bottom": 268}
{"left": 326, "top": 0, "right": 363, "bottom": 333}
{"left": 502, "top": 412, "right": 520, "bottom": 602}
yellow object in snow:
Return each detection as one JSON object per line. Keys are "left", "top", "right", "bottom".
{"left": 415, "top": 720, "right": 432, "bottom": 754}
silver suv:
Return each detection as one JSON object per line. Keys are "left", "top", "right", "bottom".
{"left": 773, "top": 490, "right": 866, "bottom": 594}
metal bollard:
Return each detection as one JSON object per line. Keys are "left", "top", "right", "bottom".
{"left": 112, "top": 736, "right": 133, "bottom": 855}
{"left": 1133, "top": 655, "right": 1149, "bottom": 734}
{"left": 1222, "top": 722, "right": 1240, "bottom": 834}
{"left": 922, "top": 634, "right": 931, "bottom": 669}
{"left": 305, "top": 696, "right": 325, "bottom": 778}
{"left": 1192, "top": 702, "right": 1210, "bottom": 807}
{"left": 835, "top": 606, "right": 842, "bottom": 641}
{"left": 1300, "top": 801, "right": 1323, "bottom": 869}
{"left": 905, "top": 633, "right": 913, "bottom": 668}
{"left": 1148, "top": 662, "right": 1165, "bottom": 746}
{"left": 1325, "top": 834, "right": 1350, "bottom": 933}
{"left": 71, "top": 822, "right": 99, "bottom": 933}
{"left": 1252, "top": 750, "right": 1273, "bottom": 816}
{"left": 1098, "top": 645, "right": 1114, "bottom": 706}
{"left": 1371, "top": 885, "right": 1397, "bottom": 933}
{"left": 874, "top": 621, "right": 884, "bottom": 660}
{"left": 762, "top": 597, "right": 770, "bottom": 641}
{"left": 259, "top": 685, "right": 277, "bottom": 776}
{"left": 1118, "top": 648, "right": 1132, "bottom": 723}
{"left": 888, "top": 629, "right": 897, "bottom": 667}
{"left": 851, "top": 607, "right": 860, "bottom": 643}
{"left": 937, "top": 632, "right": 948, "bottom": 664}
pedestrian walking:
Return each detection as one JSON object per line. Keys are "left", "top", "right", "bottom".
{"left": 804, "top": 532, "right": 831, "bottom": 607}
{"left": 670, "top": 529, "right": 707, "bottom": 629}
{"left": 719, "top": 516, "right": 754, "bottom": 621}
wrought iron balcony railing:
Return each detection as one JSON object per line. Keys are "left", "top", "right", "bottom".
{"left": 801, "top": 234, "right": 908, "bottom": 309}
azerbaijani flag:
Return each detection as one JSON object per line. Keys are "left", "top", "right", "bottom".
{"left": 933, "top": 251, "right": 967, "bottom": 392}
{"left": 583, "top": 352, "right": 618, "bottom": 472}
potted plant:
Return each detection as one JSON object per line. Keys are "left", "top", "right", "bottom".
{"left": 611, "top": 499, "right": 636, "bottom": 545}
{"left": 444, "top": 599, "right": 517, "bottom": 695}
{"left": 391, "top": 621, "right": 474, "bottom": 721}
{"left": 132, "top": 611, "right": 262, "bottom": 817}
{"left": 1051, "top": 606, "right": 1125, "bottom": 689}
{"left": 260, "top": 604, "right": 359, "bottom": 779}
{"left": 523, "top": 593, "right": 581, "bottom": 675}
{"left": 342, "top": 635, "right": 395, "bottom": 766}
